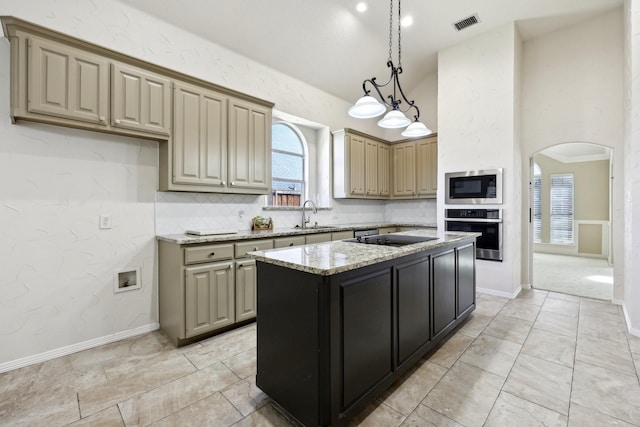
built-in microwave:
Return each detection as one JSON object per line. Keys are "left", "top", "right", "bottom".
{"left": 445, "top": 168, "right": 503, "bottom": 205}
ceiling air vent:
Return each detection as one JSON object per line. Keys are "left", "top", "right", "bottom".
{"left": 453, "top": 14, "right": 480, "bottom": 31}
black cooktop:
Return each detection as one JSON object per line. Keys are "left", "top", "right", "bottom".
{"left": 343, "top": 235, "right": 437, "bottom": 247}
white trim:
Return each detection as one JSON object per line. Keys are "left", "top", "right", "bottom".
{"left": 0, "top": 323, "right": 159, "bottom": 374}
{"left": 477, "top": 286, "right": 522, "bottom": 299}
{"left": 622, "top": 304, "right": 640, "bottom": 338}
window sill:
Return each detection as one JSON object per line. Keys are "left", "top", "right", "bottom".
{"left": 263, "top": 206, "right": 333, "bottom": 211}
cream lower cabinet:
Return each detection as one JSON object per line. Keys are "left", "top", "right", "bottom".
{"left": 159, "top": 239, "right": 269, "bottom": 346}
{"left": 235, "top": 259, "right": 258, "bottom": 322}
{"left": 185, "top": 261, "right": 235, "bottom": 338}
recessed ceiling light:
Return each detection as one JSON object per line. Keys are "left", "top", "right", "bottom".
{"left": 356, "top": 2, "right": 368, "bottom": 13}
{"left": 401, "top": 16, "right": 413, "bottom": 27}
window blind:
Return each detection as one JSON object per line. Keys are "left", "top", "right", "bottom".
{"left": 533, "top": 175, "right": 542, "bottom": 243}
{"left": 550, "top": 173, "right": 574, "bottom": 244}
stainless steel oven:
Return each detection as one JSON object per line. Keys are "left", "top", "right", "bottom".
{"left": 445, "top": 169, "right": 503, "bottom": 204}
{"left": 445, "top": 208, "right": 503, "bottom": 262}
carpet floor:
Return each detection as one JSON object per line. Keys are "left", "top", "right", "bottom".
{"left": 533, "top": 252, "right": 613, "bottom": 300}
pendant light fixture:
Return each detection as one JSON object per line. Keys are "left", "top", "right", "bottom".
{"left": 348, "top": 0, "right": 432, "bottom": 138}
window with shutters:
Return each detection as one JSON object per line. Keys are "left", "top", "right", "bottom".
{"left": 267, "top": 123, "right": 306, "bottom": 207}
{"left": 533, "top": 163, "right": 542, "bottom": 243}
{"left": 549, "top": 173, "right": 574, "bottom": 245}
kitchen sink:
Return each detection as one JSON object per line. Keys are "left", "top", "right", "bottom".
{"left": 343, "top": 235, "right": 437, "bottom": 247}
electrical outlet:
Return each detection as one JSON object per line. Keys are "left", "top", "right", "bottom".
{"left": 99, "top": 214, "right": 112, "bottom": 229}
{"left": 238, "top": 210, "right": 245, "bottom": 222}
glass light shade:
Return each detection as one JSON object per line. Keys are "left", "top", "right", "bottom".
{"left": 348, "top": 95, "right": 386, "bottom": 118}
{"left": 401, "top": 120, "right": 432, "bottom": 137}
{"left": 378, "top": 109, "right": 411, "bottom": 128}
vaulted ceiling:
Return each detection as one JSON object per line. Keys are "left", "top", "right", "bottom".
{"left": 118, "top": 0, "right": 623, "bottom": 104}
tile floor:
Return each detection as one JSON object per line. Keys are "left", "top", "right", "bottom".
{"left": 1, "top": 289, "right": 640, "bottom": 426}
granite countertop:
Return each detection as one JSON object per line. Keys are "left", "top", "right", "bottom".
{"left": 247, "top": 229, "right": 480, "bottom": 276}
{"left": 156, "top": 222, "right": 437, "bottom": 244}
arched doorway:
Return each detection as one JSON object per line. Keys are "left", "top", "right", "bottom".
{"left": 528, "top": 142, "right": 613, "bottom": 300}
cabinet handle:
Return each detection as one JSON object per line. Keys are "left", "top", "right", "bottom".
{"left": 221, "top": 181, "right": 226, "bottom": 186}
{"left": 209, "top": 252, "right": 215, "bottom": 257}
{"left": 99, "top": 115, "right": 106, "bottom": 122}
{"left": 231, "top": 181, "right": 237, "bottom": 186}
{"left": 115, "top": 119, "right": 121, "bottom": 124}
{"left": 289, "top": 243, "right": 294, "bottom": 246}
{"left": 253, "top": 247, "right": 258, "bottom": 251}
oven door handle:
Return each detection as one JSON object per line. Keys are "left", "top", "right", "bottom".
{"left": 444, "top": 218, "right": 503, "bottom": 223}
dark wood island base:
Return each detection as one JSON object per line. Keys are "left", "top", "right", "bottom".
{"left": 255, "top": 238, "right": 476, "bottom": 427}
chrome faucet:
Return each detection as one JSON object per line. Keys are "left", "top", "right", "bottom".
{"left": 301, "top": 199, "right": 317, "bottom": 229}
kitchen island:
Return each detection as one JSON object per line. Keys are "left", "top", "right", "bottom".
{"left": 248, "top": 229, "right": 478, "bottom": 427}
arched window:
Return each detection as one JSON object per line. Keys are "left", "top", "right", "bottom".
{"left": 268, "top": 123, "right": 306, "bottom": 207}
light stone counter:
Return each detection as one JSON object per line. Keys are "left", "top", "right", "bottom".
{"left": 247, "top": 229, "right": 479, "bottom": 276}
{"left": 156, "top": 222, "right": 436, "bottom": 245}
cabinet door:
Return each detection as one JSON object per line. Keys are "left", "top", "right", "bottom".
{"left": 392, "top": 142, "right": 416, "bottom": 197}
{"left": 416, "top": 139, "right": 433, "bottom": 196}
{"left": 432, "top": 249, "right": 456, "bottom": 338}
{"left": 348, "top": 134, "right": 366, "bottom": 196}
{"left": 457, "top": 243, "right": 476, "bottom": 317}
{"left": 378, "top": 143, "right": 391, "bottom": 197}
{"left": 429, "top": 141, "right": 438, "bottom": 193}
{"left": 111, "top": 63, "right": 171, "bottom": 136}
{"left": 173, "top": 81, "right": 227, "bottom": 186}
{"left": 341, "top": 268, "right": 393, "bottom": 409}
{"left": 306, "top": 233, "right": 331, "bottom": 244}
{"left": 235, "top": 260, "right": 257, "bottom": 322}
{"left": 27, "top": 36, "right": 108, "bottom": 124}
{"left": 228, "top": 98, "right": 271, "bottom": 193}
{"left": 365, "top": 139, "right": 379, "bottom": 196}
{"left": 185, "top": 261, "right": 235, "bottom": 338}
{"left": 396, "top": 255, "right": 430, "bottom": 365}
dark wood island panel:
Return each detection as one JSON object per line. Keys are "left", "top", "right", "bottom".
{"left": 255, "top": 239, "right": 476, "bottom": 427}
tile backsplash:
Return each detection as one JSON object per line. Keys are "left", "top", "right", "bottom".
{"left": 155, "top": 192, "right": 437, "bottom": 234}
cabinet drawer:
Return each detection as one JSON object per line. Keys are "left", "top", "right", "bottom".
{"left": 274, "top": 236, "right": 306, "bottom": 248}
{"left": 332, "top": 231, "right": 354, "bottom": 240}
{"left": 235, "top": 240, "right": 274, "bottom": 258}
{"left": 378, "top": 227, "right": 398, "bottom": 235}
{"left": 306, "top": 233, "right": 332, "bottom": 244}
{"left": 184, "top": 244, "right": 234, "bottom": 265}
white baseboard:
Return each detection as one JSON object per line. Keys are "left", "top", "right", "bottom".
{"left": 0, "top": 323, "right": 160, "bottom": 374}
{"left": 477, "top": 286, "right": 522, "bottom": 299}
{"left": 621, "top": 304, "right": 640, "bottom": 338}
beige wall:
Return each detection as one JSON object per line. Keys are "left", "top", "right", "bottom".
{"left": 534, "top": 153, "right": 609, "bottom": 244}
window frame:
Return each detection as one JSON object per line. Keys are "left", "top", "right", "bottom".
{"left": 267, "top": 122, "right": 308, "bottom": 207}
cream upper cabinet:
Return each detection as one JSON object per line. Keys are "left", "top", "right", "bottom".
{"left": 392, "top": 135, "right": 438, "bottom": 199}
{"left": 349, "top": 134, "right": 366, "bottom": 196}
{"left": 173, "top": 81, "right": 227, "bottom": 187}
{"left": 416, "top": 138, "right": 434, "bottom": 196}
{"left": 334, "top": 129, "right": 386, "bottom": 199}
{"left": 27, "top": 36, "right": 108, "bottom": 125}
{"left": 111, "top": 62, "right": 172, "bottom": 136}
{"left": 365, "top": 139, "right": 379, "bottom": 196}
{"left": 392, "top": 142, "right": 417, "bottom": 197}
{"left": 227, "top": 98, "right": 272, "bottom": 193}
{"left": 378, "top": 143, "right": 391, "bottom": 197}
